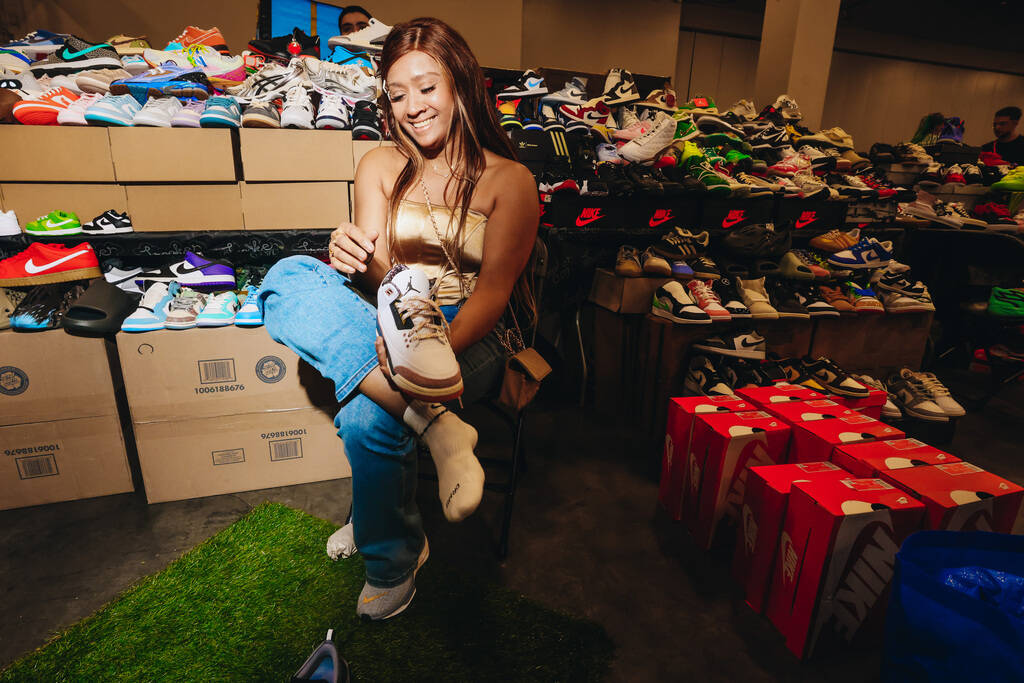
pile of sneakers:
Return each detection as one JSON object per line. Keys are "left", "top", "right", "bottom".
{"left": 2, "top": 29, "right": 382, "bottom": 135}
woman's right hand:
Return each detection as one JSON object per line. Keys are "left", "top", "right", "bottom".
{"left": 329, "top": 221, "right": 378, "bottom": 275}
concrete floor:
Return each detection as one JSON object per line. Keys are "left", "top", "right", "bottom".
{"left": 3, "top": 379, "right": 1023, "bottom": 682}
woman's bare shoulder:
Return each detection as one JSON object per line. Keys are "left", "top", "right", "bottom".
{"left": 356, "top": 145, "right": 407, "bottom": 185}
{"left": 481, "top": 150, "right": 535, "bottom": 192}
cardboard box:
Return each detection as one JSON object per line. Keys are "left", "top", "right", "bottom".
{"left": 239, "top": 129, "right": 354, "bottom": 181}
{"left": 352, "top": 139, "right": 394, "bottom": 170}
{"left": 116, "top": 326, "right": 337, "bottom": 425}
{"left": 658, "top": 395, "right": 756, "bottom": 521}
{"left": 241, "top": 181, "right": 349, "bottom": 230}
{"left": 125, "top": 183, "right": 243, "bottom": 231}
{"left": 831, "top": 388, "right": 888, "bottom": 420}
{"left": 588, "top": 268, "right": 668, "bottom": 314}
{"left": 734, "top": 462, "right": 850, "bottom": 614}
{"left": 766, "top": 478, "right": 925, "bottom": 659}
{"left": 133, "top": 406, "right": 350, "bottom": 503}
{"left": 0, "top": 126, "right": 114, "bottom": 181}
{"left": 760, "top": 398, "right": 857, "bottom": 425}
{"left": 1, "top": 330, "right": 119, "bottom": 427}
{"left": 832, "top": 438, "right": 959, "bottom": 479}
{"left": 0, "top": 414, "right": 132, "bottom": 510}
{"left": 109, "top": 128, "right": 237, "bottom": 182}
{"left": 810, "top": 313, "right": 933, "bottom": 379}
{"left": 881, "top": 463, "right": 1024, "bottom": 534}
{"left": 685, "top": 411, "right": 791, "bottom": 549}
{"left": 736, "top": 383, "right": 827, "bottom": 407}
{"left": 1, "top": 184, "right": 127, "bottom": 226}
{"left": 789, "top": 414, "right": 905, "bottom": 464}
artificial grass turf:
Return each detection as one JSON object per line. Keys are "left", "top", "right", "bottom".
{"left": 2, "top": 502, "right": 613, "bottom": 682}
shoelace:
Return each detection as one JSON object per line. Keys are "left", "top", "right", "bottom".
{"left": 690, "top": 280, "right": 720, "bottom": 304}
{"left": 915, "top": 373, "right": 952, "bottom": 398}
{"left": 396, "top": 295, "right": 451, "bottom": 344}
{"left": 170, "top": 290, "right": 202, "bottom": 311}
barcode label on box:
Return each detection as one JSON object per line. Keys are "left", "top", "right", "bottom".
{"left": 16, "top": 454, "right": 58, "bottom": 479}
{"left": 269, "top": 438, "right": 303, "bottom": 462}
{"left": 198, "top": 358, "right": 236, "bottom": 384}
{"left": 212, "top": 448, "right": 245, "bottom": 465}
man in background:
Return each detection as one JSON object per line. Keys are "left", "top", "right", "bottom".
{"left": 982, "top": 106, "right": 1024, "bottom": 164}
{"left": 338, "top": 6, "right": 373, "bottom": 35}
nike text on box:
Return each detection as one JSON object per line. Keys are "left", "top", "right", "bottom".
{"left": 733, "top": 461, "right": 851, "bottom": 614}
{"left": 659, "top": 395, "right": 756, "bottom": 521}
{"left": 239, "top": 128, "right": 355, "bottom": 181}
{"left": 881, "top": 463, "right": 1024, "bottom": 533}
{"left": 766, "top": 477, "right": 925, "bottom": 659}
{"left": 701, "top": 198, "right": 773, "bottom": 231}
{"left": 0, "top": 415, "right": 132, "bottom": 511}
{"left": 684, "top": 411, "right": 791, "bottom": 550}
{"left": 134, "top": 408, "right": 349, "bottom": 503}
{"left": 832, "top": 439, "right": 959, "bottom": 479}
{"left": 789, "top": 414, "right": 905, "bottom": 464}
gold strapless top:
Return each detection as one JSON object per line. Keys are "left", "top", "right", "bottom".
{"left": 391, "top": 199, "right": 488, "bottom": 306}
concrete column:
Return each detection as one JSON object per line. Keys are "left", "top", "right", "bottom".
{"left": 754, "top": 0, "right": 841, "bottom": 130}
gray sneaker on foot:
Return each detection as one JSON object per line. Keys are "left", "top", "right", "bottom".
{"left": 356, "top": 538, "right": 429, "bottom": 621}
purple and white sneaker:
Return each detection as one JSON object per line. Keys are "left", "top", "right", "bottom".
{"left": 109, "top": 65, "right": 211, "bottom": 104}
{"left": 171, "top": 98, "right": 204, "bottom": 128}
{"left": 135, "top": 251, "right": 235, "bottom": 289}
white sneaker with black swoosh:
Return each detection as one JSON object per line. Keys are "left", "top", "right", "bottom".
{"left": 693, "top": 329, "right": 767, "bottom": 359}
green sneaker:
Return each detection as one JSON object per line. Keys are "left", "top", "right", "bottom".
{"left": 25, "top": 210, "right": 81, "bottom": 236}
{"left": 681, "top": 143, "right": 730, "bottom": 197}
{"left": 672, "top": 112, "right": 699, "bottom": 141}
{"left": 677, "top": 94, "right": 718, "bottom": 115}
{"left": 988, "top": 287, "right": 1024, "bottom": 317}
{"left": 699, "top": 131, "right": 753, "bottom": 153}
{"left": 723, "top": 148, "right": 752, "bottom": 170}
{"left": 992, "top": 167, "right": 1024, "bottom": 193}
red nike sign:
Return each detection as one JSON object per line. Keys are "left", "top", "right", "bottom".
{"left": 721, "top": 209, "right": 746, "bottom": 228}
{"left": 649, "top": 209, "right": 674, "bottom": 227}
{"left": 576, "top": 208, "right": 604, "bottom": 227}
{"left": 795, "top": 211, "right": 817, "bottom": 229}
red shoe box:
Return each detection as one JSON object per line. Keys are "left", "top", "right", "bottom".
{"left": 831, "top": 388, "right": 888, "bottom": 420}
{"left": 658, "top": 395, "right": 756, "bottom": 521}
{"left": 760, "top": 398, "right": 859, "bottom": 425}
{"left": 881, "top": 462, "right": 1024, "bottom": 533}
{"left": 685, "top": 411, "right": 791, "bottom": 550}
{"left": 734, "top": 462, "right": 851, "bottom": 614}
{"left": 766, "top": 478, "right": 925, "bottom": 659}
{"left": 832, "top": 438, "right": 959, "bottom": 479}
{"left": 789, "top": 414, "right": 905, "bottom": 464}
{"left": 737, "top": 383, "right": 828, "bottom": 408}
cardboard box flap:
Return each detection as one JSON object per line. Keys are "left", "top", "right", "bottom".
{"left": 0, "top": 331, "right": 119, "bottom": 427}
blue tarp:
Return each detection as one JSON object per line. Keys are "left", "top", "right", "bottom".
{"left": 270, "top": 0, "right": 343, "bottom": 59}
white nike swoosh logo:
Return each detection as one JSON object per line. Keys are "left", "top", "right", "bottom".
{"left": 24, "top": 249, "right": 91, "bottom": 274}
{"left": 45, "top": 218, "right": 75, "bottom": 228}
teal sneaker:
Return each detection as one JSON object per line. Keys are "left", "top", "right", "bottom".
{"left": 196, "top": 290, "right": 238, "bottom": 327}
{"left": 234, "top": 287, "right": 263, "bottom": 326}
{"left": 121, "top": 282, "right": 180, "bottom": 332}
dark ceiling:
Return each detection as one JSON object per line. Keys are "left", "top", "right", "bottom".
{"left": 685, "top": 0, "right": 1024, "bottom": 54}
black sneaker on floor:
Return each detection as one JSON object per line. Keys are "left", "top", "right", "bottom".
{"left": 685, "top": 354, "right": 735, "bottom": 396}
{"left": 10, "top": 282, "right": 86, "bottom": 331}
{"left": 248, "top": 28, "right": 320, "bottom": 64}
{"left": 625, "top": 163, "right": 664, "bottom": 196}
{"left": 693, "top": 328, "right": 766, "bottom": 359}
{"left": 802, "top": 357, "right": 870, "bottom": 397}
{"left": 351, "top": 100, "right": 381, "bottom": 140}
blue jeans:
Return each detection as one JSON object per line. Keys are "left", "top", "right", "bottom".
{"left": 259, "top": 256, "right": 506, "bottom": 586}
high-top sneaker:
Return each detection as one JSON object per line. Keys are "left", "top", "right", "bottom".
{"left": 936, "top": 116, "right": 964, "bottom": 144}
{"left": 351, "top": 99, "right": 381, "bottom": 140}
{"left": 377, "top": 265, "right": 463, "bottom": 401}
{"left": 496, "top": 69, "right": 547, "bottom": 100}
{"left": 601, "top": 67, "right": 639, "bottom": 105}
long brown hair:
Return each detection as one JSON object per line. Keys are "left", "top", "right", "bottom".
{"left": 378, "top": 17, "right": 536, "bottom": 325}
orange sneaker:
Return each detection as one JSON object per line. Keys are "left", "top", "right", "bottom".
{"left": 819, "top": 285, "right": 856, "bottom": 315}
{"left": 809, "top": 227, "right": 860, "bottom": 253}
{"left": 170, "top": 26, "right": 229, "bottom": 55}
{"left": 11, "top": 86, "right": 79, "bottom": 125}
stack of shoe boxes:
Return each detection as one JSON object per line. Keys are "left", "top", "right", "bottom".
{"left": 0, "top": 331, "right": 132, "bottom": 510}
{"left": 238, "top": 129, "right": 353, "bottom": 229}
{"left": 0, "top": 127, "right": 127, "bottom": 223}
{"left": 116, "top": 326, "right": 350, "bottom": 503}
{"left": 110, "top": 127, "right": 244, "bottom": 231}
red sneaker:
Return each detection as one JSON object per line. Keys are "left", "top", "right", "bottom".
{"left": 979, "top": 150, "right": 1010, "bottom": 167}
{"left": 0, "top": 242, "right": 101, "bottom": 286}
{"left": 943, "top": 164, "right": 966, "bottom": 185}
{"left": 11, "top": 86, "right": 79, "bottom": 125}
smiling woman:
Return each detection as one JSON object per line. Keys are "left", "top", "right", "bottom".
{"left": 256, "top": 17, "right": 538, "bottom": 623}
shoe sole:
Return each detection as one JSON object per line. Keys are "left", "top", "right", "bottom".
{"left": 902, "top": 405, "right": 949, "bottom": 422}
{"left": 651, "top": 306, "right": 712, "bottom": 325}
{"left": 497, "top": 88, "right": 550, "bottom": 100}
{"left": 234, "top": 319, "right": 264, "bottom": 327}
{"left": 25, "top": 227, "right": 82, "bottom": 236}
{"left": 121, "top": 322, "right": 165, "bottom": 332}
{"left": 777, "top": 311, "right": 811, "bottom": 319}
{"left": 380, "top": 337, "right": 465, "bottom": 402}
{"left": 84, "top": 114, "right": 134, "bottom": 126}
{"left": 164, "top": 321, "right": 198, "bottom": 329}
{"left": 196, "top": 318, "right": 235, "bottom": 327}
{"left": 821, "top": 381, "right": 870, "bottom": 398}
{"left": 691, "top": 271, "right": 721, "bottom": 280}
{"left": 30, "top": 58, "right": 123, "bottom": 77}
{"left": 82, "top": 227, "right": 133, "bottom": 234}
{"left": 0, "top": 266, "right": 101, "bottom": 287}
{"left": 691, "top": 343, "right": 765, "bottom": 360}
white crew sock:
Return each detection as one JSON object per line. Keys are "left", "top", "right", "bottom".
{"left": 404, "top": 401, "right": 484, "bottom": 522}
{"left": 326, "top": 522, "right": 357, "bottom": 560}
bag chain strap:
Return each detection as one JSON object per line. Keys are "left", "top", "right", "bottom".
{"left": 419, "top": 178, "right": 525, "bottom": 355}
